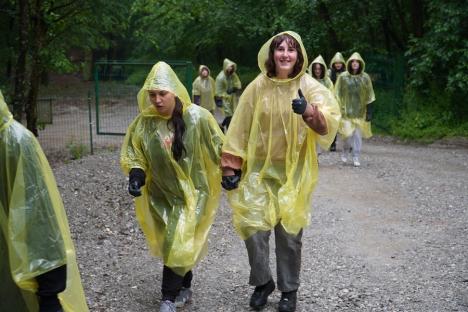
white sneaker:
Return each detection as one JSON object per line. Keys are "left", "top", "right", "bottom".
{"left": 353, "top": 157, "right": 360, "bottom": 167}
{"left": 341, "top": 155, "right": 347, "bottom": 163}
{"left": 160, "top": 300, "right": 176, "bottom": 312}
{"left": 175, "top": 288, "right": 192, "bottom": 307}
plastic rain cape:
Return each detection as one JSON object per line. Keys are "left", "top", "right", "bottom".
{"left": 327, "top": 52, "right": 346, "bottom": 82}
{"left": 0, "top": 92, "right": 88, "bottom": 311}
{"left": 334, "top": 52, "right": 375, "bottom": 138}
{"left": 308, "top": 55, "right": 334, "bottom": 91}
{"left": 223, "top": 31, "right": 341, "bottom": 240}
{"left": 215, "top": 58, "right": 242, "bottom": 116}
{"left": 120, "top": 62, "right": 224, "bottom": 276}
{"left": 192, "top": 65, "right": 216, "bottom": 112}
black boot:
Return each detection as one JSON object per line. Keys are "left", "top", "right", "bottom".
{"left": 330, "top": 135, "right": 337, "bottom": 152}
{"left": 249, "top": 279, "right": 275, "bottom": 310}
{"left": 278, "top": 291, "right": 297, "bottom": 312}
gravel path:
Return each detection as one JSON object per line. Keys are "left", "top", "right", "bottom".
{"left": 53, "top": 139, "right": 468, "bottom": 311}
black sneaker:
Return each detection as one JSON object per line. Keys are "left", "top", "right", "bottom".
{"left": 278, "top": 291, "right": 297, "bottom": 312}
{"left": 249, "top": 279, "right": 275, "bottom": 310}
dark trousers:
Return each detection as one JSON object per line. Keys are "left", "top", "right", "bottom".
{"left": 36, "top": 265, "right": 67, "bottom": 312}
{"left": 161, "top": 266, "right": 193, "bottom": 301}
{"left": 244, "top": 224, "right": 303, "bottom": 292}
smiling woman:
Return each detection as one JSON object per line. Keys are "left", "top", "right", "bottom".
{"left": 220, "top": 31, "right": 341, "bottom": 312}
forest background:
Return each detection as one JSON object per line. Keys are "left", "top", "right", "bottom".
{"left": 0, "top": 0, "right": 467, "bottom": 141}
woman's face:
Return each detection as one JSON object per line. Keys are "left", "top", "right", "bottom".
{"left": 313, "top": 63, "right": 322, "bottom": 78}
{"left": 334, "top": 62, "right": 344, "bottom": 70}
{"left": 201, "top": 68, "right": 209, "bottom": 78}
{"left": 274, "top": 40, "right": 298, "bottom": 79}
{"left": 351, "top": 60, "right": 360, "bottom": 71}
{"left": 148, "top": 89, "right": 176, "bottom": 117}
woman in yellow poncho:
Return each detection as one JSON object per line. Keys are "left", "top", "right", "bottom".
{"left": 335, "top": 52, "right": 375, "bottom": 167}
{"left": 221, "top": 31, "right": 340, "bottom": 312}
{"left": 215, "top": 58, "right": 242, "bottom": 130}
{"left": 0, "top": 91, "right": 88, "bottom": 312}
{"left": 120, "top": 62, "right": 224, "bottom": 312}
{"left": 192, "top": 65, "right": 216, "bottom": 113}
{"left": 308, "top": 55, "right": 334, "bottom": 92}
{"left": 327, "top": 52, "right": 346, "bottom": 151}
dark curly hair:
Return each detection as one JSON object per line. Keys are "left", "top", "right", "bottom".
{"left": 264, "top": 34, "right": 304, "bottom": 78}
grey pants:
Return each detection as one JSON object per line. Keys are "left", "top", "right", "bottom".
{"left": 342, "top": 128, "right": 362, "bottom": 158}
{"left": 244, "top": 223, "right": 303, "bottom": 292}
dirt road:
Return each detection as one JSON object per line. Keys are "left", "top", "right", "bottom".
{"left": 53, "top": 139, "right": 468, "bottom": 311}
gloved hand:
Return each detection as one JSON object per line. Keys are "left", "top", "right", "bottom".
{"left": 292, "top": 89, "right": 308, "bottom": 115}
{"left": 365, "top": 103, "right": 373, "bottom": 121}
{"left": 226, "top": 87, "right": 234, "bottom": 94}
{"left": 221, "top": 169, "right": 241, "bottom": 191}
{"left": 128, "top": 168, "right": 146, "bottom": 197}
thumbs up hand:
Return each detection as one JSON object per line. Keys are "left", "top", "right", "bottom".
{"left": 292, "top": 89, "right": 308, "bottom": 115}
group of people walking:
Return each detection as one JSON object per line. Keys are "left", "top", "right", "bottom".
{"left": 1, "top": 30, "right": 374, "bottom": 312}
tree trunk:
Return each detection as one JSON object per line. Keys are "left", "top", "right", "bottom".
{"left": 411, "top": 0, "right": 424, "bottom": 37}
{"left": 12, "top": 0, "right": 29, "bottom": 122}
{"left": 26, "top": 0, "right": 46, "bottom": 136}
{"left": 317, "top": 0, "right": 341, "bottom": 51}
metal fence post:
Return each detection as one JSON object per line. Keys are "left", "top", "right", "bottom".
{"left": 88, "top": 91, "right": 94, "bottom": 155}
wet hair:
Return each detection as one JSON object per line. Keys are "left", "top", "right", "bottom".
{"left": 312, "top": 63, "right": 325, "bottom": 79}
{"left": 168, "top": 97, "right": 186, "bottom": 161}
{"left": 347, "top": 60, "right": 363, "bottom": 75}
{"left": 264, "top": 34, "right": 304, "bottom": 78}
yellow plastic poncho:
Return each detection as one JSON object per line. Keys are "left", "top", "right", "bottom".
{"left": 215, "top": 58, "right": 242, "bottom": 117}
{"left": 308, "top": 55, "right": 334, "bottom": 91}
{"left": 192, "top": 65, "right": 216, "bottom": 112}
{"left": 223, "top": 31, "right": 341, "bottom": 240}
{"left": 0, "top": 91, "right": 88, "bottom": 312}
{"left": 327, "top": 52, "right": 346, "bottom": 82}
{"left": 335, "top": 52, "right": 375, "bottom": 138}
{"left": 120, "top": 62, "right": 224, "bottom": 276}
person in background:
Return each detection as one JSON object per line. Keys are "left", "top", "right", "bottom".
{"left": 327, "top": 52, "right": 346, "bottom": 151}
{"left": 0, "top": 91, "right": 88, "bottom": 312}
{"left": 308, "top": 55, "right": 335, "bottom": 156}
{"left": 308, "top": 55, "right": 334, "bottom": 91}
{"left": 334, "top": 52, "right": 375, "bottom": 167}
{"left": 327, "top": 52, "right": 346, "bottom": 85}
{"left": 121, "top": 62, "right": 224, "bottom": 312}
{"left": 215, "top": 58, "right": 242, "bottom": 131}
{"left": 192, "top": 65, "right": 216, "bottom": 114}
{"left": 221, "top": 31, "right": 340, "bottom": 312}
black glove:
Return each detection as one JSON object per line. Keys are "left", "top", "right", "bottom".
{"left": 221, "top": 116, "right": 232, "bottom": 129}
{"left": 366, "top": 103, "right": 373, "bottom": 121}
{"left": 193, "top": 95, "right": 201, "bottom": 105}
{"left": 292, "top": 89, "right": 308, "bottom": 115}
{"left": 215, "top": 97, "right": 223, "bottom": 108}
{"left": 128, "top": 168, "right": 146, "bottom": 197}
{"left": 226, "top": 87, "right": 234, "bottom": 94}
{"left": 221, "top": 169, "right": 241, "bottom": 191}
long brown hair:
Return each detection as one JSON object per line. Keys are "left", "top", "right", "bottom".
{"left": 168, "top": 97, "right": 186, "bottom": 161}
{"left": 264, "top": 34, "right": 304, "bottom": 78}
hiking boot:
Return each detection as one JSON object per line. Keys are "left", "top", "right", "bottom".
{"left": 249, "top": 279, "right": 275, "bottom": 310}
{"left": 175, "top": 287, "right": 192, "bottom": 307}
{"left": 353, "top": 157, "right": 360, "bottom": 167}
{"left": 278, "top": 291, "right": 297, "bottom": 312}
{"left": 159, "top": 300, "right": 176, "bottom": 312}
